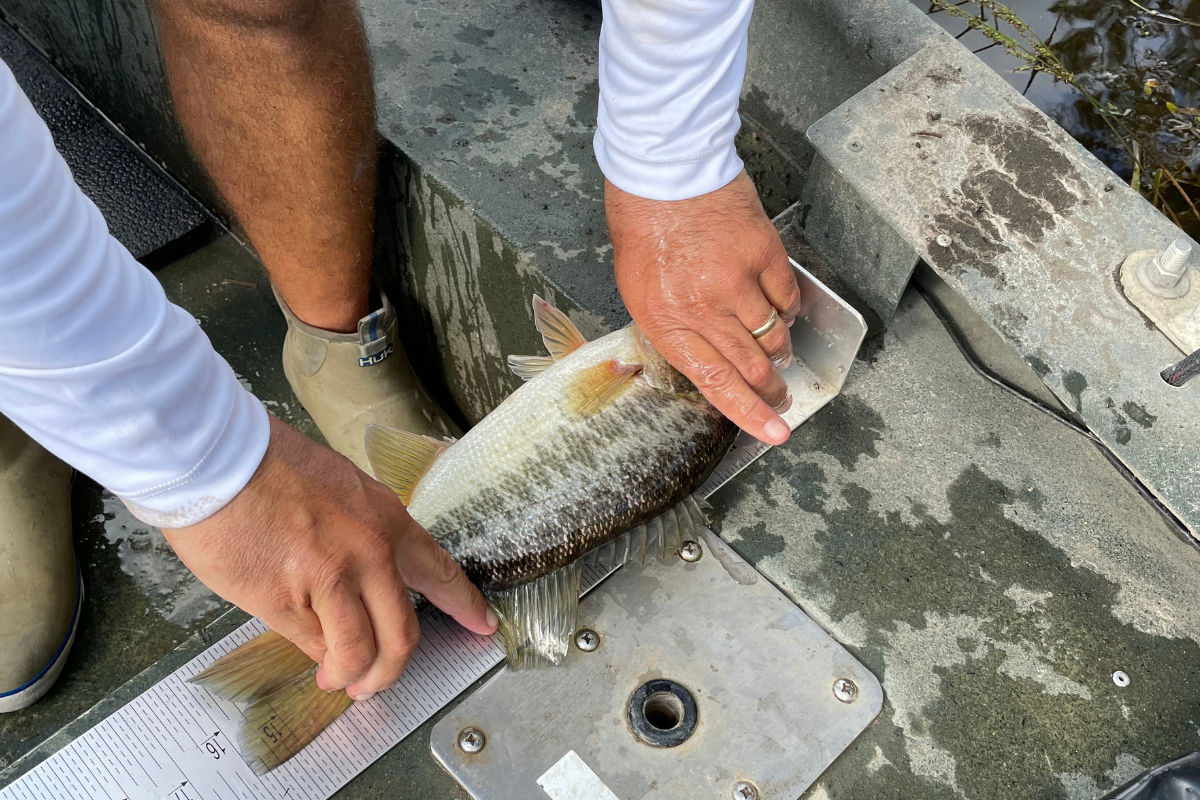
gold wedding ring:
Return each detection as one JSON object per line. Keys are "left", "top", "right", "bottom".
{"left": 750, "top": 308, "right": 779, "bottom": 339}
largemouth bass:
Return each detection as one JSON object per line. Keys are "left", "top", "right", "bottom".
{"left": 191, "top": 295, "right": 737, "bottom": 772}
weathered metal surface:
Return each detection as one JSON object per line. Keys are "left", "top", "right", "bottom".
{"left": 800, "top": 155, "right": 921, "bottom": 322}
{"left": 807, "top": 38, "right": 1200, "bottom": 535}
{"left": 430, "top": 530, "right": 882, "bottom": 800}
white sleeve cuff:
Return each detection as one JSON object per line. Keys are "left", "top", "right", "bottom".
{"left": 118, "top": 396, "right": 270, "bottom": 529}
{"left": 593, "top": 130, "right": 744, "bottom": 201}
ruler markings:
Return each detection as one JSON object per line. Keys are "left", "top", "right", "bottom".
{"left": 2, "top": 568, "right": 620, "bottom": 800}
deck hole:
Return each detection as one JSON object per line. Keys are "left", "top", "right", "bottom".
{"left": 643, "top": 692, "right": 683, "bottom": 730}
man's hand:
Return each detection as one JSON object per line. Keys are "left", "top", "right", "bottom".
{"left": 164, "top": 416, "right": 496, "bottom": 700}
{"left": 606, "top": 170, "right": 802, "bottom": 446}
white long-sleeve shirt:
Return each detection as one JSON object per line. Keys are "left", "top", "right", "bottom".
{"left": 0, "top": 0, "right": 748, "bottom": 527}
{"left": 595, "top": 0, "right": 752, "bottom": 200}
{"left": 0, "top": 59, "right": 269, "bottom": 528}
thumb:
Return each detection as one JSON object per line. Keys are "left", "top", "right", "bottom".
{"left": 396, "top": 522, "right": 496, "bottom": 636}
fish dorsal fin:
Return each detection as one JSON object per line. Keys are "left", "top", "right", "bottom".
{"left": 364, "top": 425, "right": 451, "bottom": 505}
{"left": 569, "top": 359, "right": 643, "bottom": 416}
{"left": 532, "top": 294, "right": 587, "bottom": 359}
{"left": 583, "top": 494, "right": 708, "bottom": 570}
{"left": 507, "top": 354, "right": 556, "bottom": 381}
{"left": 488, "top": 562, "right": 582, "bottom": 669}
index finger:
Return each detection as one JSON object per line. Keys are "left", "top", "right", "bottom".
{"left": 394, "top": 518, "right": 497, "bottom": 636}
{"left": 655, "top": 327, "right": 791, "bottom": 446}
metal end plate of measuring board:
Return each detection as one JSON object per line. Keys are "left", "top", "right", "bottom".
{"left": 697, "top": 258, "right": 868, "bottom": 498}
{"left": 430, "top": 530, "right": 883, "bottom": 800}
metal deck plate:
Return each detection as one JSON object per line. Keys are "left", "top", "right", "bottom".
{"left": 430, "top": 530, "right": 882, "bottom": 800}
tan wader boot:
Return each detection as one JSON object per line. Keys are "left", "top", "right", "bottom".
{"left": 0, "top": 414, "right": 81, "bottom": 713}
{"left": 276, "top": 288, "right": 460, "bottom": 472}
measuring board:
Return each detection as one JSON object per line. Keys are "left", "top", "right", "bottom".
{"left": 0, "top": 260, "right": 865, "bottom": 800}
{"left": 0, "top": 563, "right": 615, "bottom": 800}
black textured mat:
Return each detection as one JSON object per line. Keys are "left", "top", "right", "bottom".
{"left": 0, "top": 20, "right": 212, "bottom": 264}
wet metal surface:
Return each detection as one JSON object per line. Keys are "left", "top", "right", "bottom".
{"left": 432, "top": 532, "right": 881, "bottom": 800}
{"left": 808, "top": 38, "right": 1200, "bottom": 535}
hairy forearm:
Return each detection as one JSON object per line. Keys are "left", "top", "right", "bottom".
{"left": 152, "top": 0, "right": 378, "bottom": 331}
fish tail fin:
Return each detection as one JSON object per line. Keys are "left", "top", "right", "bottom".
{"left": 488, "top": 562, "right": 582, "bottom": 669}
{"left": 189, "top": 630, "right": 315, "bottom": 703}
{"left": 364, "top": 424, "right": 451, "bottom": 504}
{"left": 239, "top": 670, "right": 354, "bottom": 774}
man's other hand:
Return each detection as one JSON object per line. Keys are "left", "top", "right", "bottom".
{"left": 606, "top": 170, "right": 802, "bottom": 446}
{"left": 164, "top": 416, "right": 496, "bottom": 700}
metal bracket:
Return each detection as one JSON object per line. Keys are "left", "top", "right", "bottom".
{"left": 699, "top": 257, "right": 867, "bottom": 497}
{"left": 430, "top": 530, "right": 882, "bottom": 799}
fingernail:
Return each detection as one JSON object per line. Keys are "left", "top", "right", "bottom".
{"left": 485, "top": 607, "right": 499, "bottom": 630}
{"left": 771, "top": 352, "right": 793, "bottom": 370}
{"left": 773, "top": 392, "right": 793, "bottom": 414}
{"left": 354, "top": 692, "right": 374, "bottom": 702}
{"left": 764, "top": 418, "right": 790, "bottom": 444}
{"left": 785, "top": 316, "right": 796, "bottom": 328}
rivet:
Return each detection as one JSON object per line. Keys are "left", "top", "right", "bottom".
{"left": 732, "top": 782, "right": 759, "bottom": 800}
{"left": 1113, "top": 670, "right": 1130, "bottom": 688}
{"left": 936, "top": 234, "right": 953, "bottom": 248}
{"left": 458, "top": 727, "right": 486, "bottom": 753}
{"left": 575, "top": 628, "right": 599, "bottom": 652}
{"left": 848, "top": 141, "right": 862, "bottom": 152}
{"left": 833, "top": 677, "right": 859, "bottom": 703}
{"left": 680, "top": 541, "right": 703, "bottom": 562}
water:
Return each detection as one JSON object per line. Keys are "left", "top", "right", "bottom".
{"left": 918, "top": 0, "right": 1199, "bottom": 237}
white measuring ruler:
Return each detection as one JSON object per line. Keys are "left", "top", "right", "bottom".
{"left": 0, "top": 563, "right": 616, "bottom": 800}
{"left": 1, "top": 260, "right": 864, "bottom": 800}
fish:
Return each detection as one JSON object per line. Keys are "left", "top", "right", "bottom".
{"left": 189, "top": 295, "right": 738, "bottom": 773}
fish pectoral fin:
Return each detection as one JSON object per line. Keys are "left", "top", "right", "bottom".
{"left": 488, "top": 562, "right": 583, "bottom": 669}
{"left": 532, "top": 294, "right": 588, "bottom": 359}
{"left": 569, "top": 359, "right": 643, "bottom": 416}
{"left": 239, "top": 669, "right": 354, "bottom": 774}
{"left": 189, "top": 630, "right": 315, "bottom": 703}
{"left": 507, "top": 354, "right": 556, "bottom": 381}
{"left": 364, "top": 425, "right": 451, "bottom": 505}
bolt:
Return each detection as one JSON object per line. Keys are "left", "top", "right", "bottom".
{"left": 680, "top": 541, "right": 703, "bottom": 562}
{"left": 833, "top": 678, "right": 859, "bottom": 703}
{"left": 575, "top": 628, "right": 599, "bottom": 652}
{"left": 1139, "top": 238, "right": 1193, "bottom": 298}
{"left": 732, "top": 782, "right": 759, "bottom": 800}
{"left": 457, "top": 727, "right": 486, "bottom": 753}
{"left": 1113, "top": 670, "right": 1130, "bottom": 688}
{"left": 936, "top": 234, "right": 953, "bottom": 248}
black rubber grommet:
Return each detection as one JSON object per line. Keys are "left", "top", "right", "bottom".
{"left": 628, "top": 679, "right": 698, "bottom": 748}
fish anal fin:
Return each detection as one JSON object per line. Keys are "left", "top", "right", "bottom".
{"left": 569, "top": 359, "right": 642, "bottom": 416}
{"left": 240, "top": 670, "right": 354, "bottom": 774}
{"left": 488, "top": 562, "right": 582, "bottom": 669}
{"left": 508, "top": 354, "right": 556, "bottom": 381}
{"left": 189, "top": 630, "right": 314, "bottom": 703}
{"left": 532, "top": 294, "right": 588, "bottom": 359}
{"left": 364, "top": 425, "right": 451, "bottom": 504}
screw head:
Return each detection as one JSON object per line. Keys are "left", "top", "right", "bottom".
{"left": 1113, "top": 670, "right": 1130, "bottom": 688}
{"left": 732, "top": 782, "right": 759, "bottom": 800}
{"left": 457, "top": 727, "right": 486, "bottom": 753}
{"left": 833, "top": 678, "right": 859, "bottom": 703}
{"left": 936, "top": 234, "right": 953, "bottom": 248}
{"left": 575, "top": 628, "right": 599, "bottom": 652}
{"left": 680, "top": 541, "right": 703, "bottom": 563}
